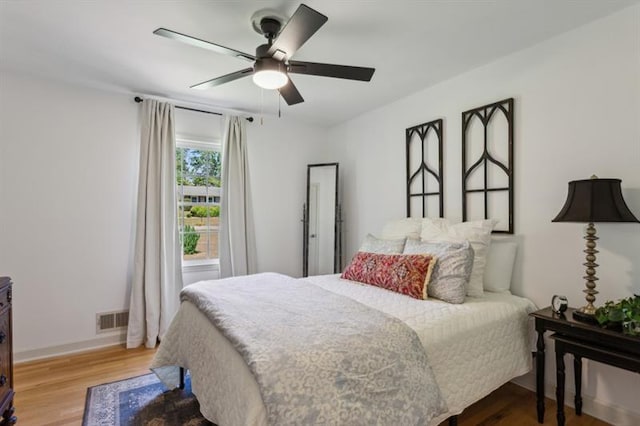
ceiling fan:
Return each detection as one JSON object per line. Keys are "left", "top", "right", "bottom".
{"left": 153, "top": 3, "right": 375, "bottom": 106}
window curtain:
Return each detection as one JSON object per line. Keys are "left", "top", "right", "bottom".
{"left": 127, "top": 100, "right": 183, "bottom": 349}
{"left": 219, "top": 116, "right": 257, "bottom": 278}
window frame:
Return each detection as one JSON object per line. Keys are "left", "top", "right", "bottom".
{"left": 176, "top": 136, "right": 222, "bottom": 272}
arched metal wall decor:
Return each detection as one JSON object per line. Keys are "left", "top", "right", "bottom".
{"left": 461, "top": 98, "right": 514, "bottom": 234}
{"left": 405, "top": 119, "right": 444, "bottom": 218}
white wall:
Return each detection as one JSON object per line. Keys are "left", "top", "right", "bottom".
{"left": 0, "top": 71, "right": 329, "bottom": 358}
{"left": 327, "top": 5, "right": 640, "bottom": 423}
{"left": 0, "top": 71, "right": 139, "bottom": 356}
{"left": 248, "top": 117, "right": 330, "bottom": 277}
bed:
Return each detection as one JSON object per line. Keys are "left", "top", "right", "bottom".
{"left": 151, "top": 272, "right": 536, "bottom": 426}
{"left": 151, "top": 96, "right": 526, "bottom": 424}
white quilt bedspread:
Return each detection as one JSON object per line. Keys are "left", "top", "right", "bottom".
{"left": 152, "top": 274, "right": 536, "bottom": 426}
{"left": 307, "top": 274, "right": 537, "bottom": 421}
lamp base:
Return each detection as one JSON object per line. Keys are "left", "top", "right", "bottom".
{"left": 572, "top": 309, "right": 598, "bottom": 324}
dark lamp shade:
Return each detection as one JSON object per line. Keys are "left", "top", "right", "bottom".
{"left": 553, "top": 178, "right": 639, "bottom": 223}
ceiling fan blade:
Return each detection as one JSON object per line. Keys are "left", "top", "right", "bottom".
{"left": 278, "top": 79, "right": 304, "bottom": 105}
{"left": 267, "top": 4, "right": 328, "bottom": 60}
{"left": 289, "top": 61, "right": 375, "bottom": 81}
{"left": 154, "top": 28, "right": 255, "bottom": 62}
{"left": 190, "top": 68, "right": 254, "bottom": 90}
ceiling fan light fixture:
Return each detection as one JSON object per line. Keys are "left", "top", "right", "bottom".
{"left": 153, "top": 4, "right": 375, "bottom": 105}
{"left": 253, "top": 58, "right": 288, "bottom": 89}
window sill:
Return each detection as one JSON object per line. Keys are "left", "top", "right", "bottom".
{"left": 182, "top": 259, "right": 219, "bottom": 273}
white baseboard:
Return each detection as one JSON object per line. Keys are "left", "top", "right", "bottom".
{"left": 15, "top": 332, "right": 126, "bottom": 363}
{"left": 512, "top": 372, "right": 640, "bottom": 426}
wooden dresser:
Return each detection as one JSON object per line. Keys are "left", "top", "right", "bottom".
{"left": 0, "top": 277, "right": 15, "bottom": 425}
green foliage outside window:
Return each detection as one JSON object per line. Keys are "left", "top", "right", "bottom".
{"left": 182, "top": 225, "right": 200, "bottom": 255}
{"left": 190, "top": 205, "right": 220, "bottom": 218}
{"left": 176, "top": 148, "right": 221, "bottom": 187}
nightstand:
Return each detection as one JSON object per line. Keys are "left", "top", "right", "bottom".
{"left": 530, "top": 307, "right": 640, "bottom": 426}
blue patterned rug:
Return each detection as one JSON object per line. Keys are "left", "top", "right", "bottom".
{"left": 83, "top": 372, "right": 215, "bottom": 426}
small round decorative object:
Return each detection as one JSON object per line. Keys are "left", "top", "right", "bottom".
{"left": 552, "top": 295, "right": 568, "bottom": 314}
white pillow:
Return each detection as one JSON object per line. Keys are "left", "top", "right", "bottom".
{"left": 381, "top": 218, "right": 423, "bottom": 240}
{"left": 358, "top": 234, "right": 406, "bottom": 254}
{"left": 381, "top": 217, "right": 449, "bottom": 240}
{"left": 420, "top": 219, "right": 497, "bottom": 297}
{"left": 483, "top": 240, "right": 517, "bottom": 293}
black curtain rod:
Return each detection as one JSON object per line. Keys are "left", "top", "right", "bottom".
{"left": 134, "top": 97, "right": 253, "bottom": 122}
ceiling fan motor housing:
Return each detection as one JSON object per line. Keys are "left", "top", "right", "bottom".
{"left": 255, "top": 43, "right": 273, "bottom": 59}
{"left": 259, "top": 17, "right": 282, "bottom": 40}
{"left": 253, "top": 56, "right": 286, "bottom": 74}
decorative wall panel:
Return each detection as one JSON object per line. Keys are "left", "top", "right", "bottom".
{"left": 462, "top": 98, "right": 514, "bottom": 233}
{"left": 406, "top": 119, "right": 444, "bottom": 218}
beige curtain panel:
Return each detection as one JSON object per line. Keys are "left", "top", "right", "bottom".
{"left": 127, "top": 100, "right": 184, "bottom": 349}
{"left": 219, "top": 115, "right": 257, "bottom": 278}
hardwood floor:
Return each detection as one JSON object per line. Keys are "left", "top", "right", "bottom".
{"left": 451, "top": 383, "right": 608, "bottom": 426}
{"left": 14, "top": 345, "right": 608, "bottom": 425}
{"left": 14, "top": 345, "right": 156, "bottom": 426}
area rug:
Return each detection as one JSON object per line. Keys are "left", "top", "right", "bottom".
{"left": 83, "top": 372, "right": 214, "bottom": 426}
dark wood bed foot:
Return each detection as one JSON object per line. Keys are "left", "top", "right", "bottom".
{"left": 448, "top": 415, "right": 458, "bottom": 426}
{"left": 179, "top": 367, "right": 185, "bottom": 389}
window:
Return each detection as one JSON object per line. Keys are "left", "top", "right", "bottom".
{"left": 176, "top": 138, "right": 222, "bottom": 263}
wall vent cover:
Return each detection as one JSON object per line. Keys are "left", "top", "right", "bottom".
{"left": 96, "top": 310, "right": 129, "bottom": 334}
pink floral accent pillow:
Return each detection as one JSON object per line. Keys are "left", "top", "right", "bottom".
{"left": 341, "top": 251, "right": 437, "bottom": 300}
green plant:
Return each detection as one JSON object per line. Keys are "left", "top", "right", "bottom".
{"left": 190, "top": 205, "right": 220, "bottom": 218}
{"left": 182, "top": 225, "right": 200, "bottom": 255}
{"left": 595, "top": 295, "right": 640, "bottom": 336}
{"left": 190, "top": 206, "right": 204, "bottom": 218}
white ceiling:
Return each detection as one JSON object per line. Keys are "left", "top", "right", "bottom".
{"left": 1, "top": 0, "right": 637, "bottom": 127}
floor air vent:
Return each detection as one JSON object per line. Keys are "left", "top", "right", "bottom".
{"left": 96, "top": 310, "right": 129, "bottom": 333}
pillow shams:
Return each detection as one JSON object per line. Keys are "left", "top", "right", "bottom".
{"left": 380, "top": 217, "right": 449, "bottom": 240}
{"left": 341, "top": 252, "right": 436, "bottom": 300}
{"left": 358, "top": 233, "right": 406, "bottom": 254}
{"left": 420, "top": 219, "right": 496, "bottom": 297}
{"left": 404, "top": 239, "right": 474, "bottom": 304}
{"left": 380, "top": 218, "right": 423, "bottom": 239}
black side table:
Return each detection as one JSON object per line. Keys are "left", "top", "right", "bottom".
{"left": 530, "top": 307, "right": 640, "bottom": 425}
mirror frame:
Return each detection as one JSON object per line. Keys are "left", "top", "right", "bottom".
{"left": 303, "top": 163, "right": 340, "bottom": 277}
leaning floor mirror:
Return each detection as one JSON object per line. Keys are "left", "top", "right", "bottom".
{"left": 303, "top": 163, "right": 342, "bottom": 277}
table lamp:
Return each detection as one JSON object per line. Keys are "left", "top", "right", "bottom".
{"left": 552, "top": 176, "right": 639, "bottom": 323}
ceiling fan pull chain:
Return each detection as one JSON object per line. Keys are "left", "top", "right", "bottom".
{"left": 278, "top": 92, "right": 282, "bottom": 118}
